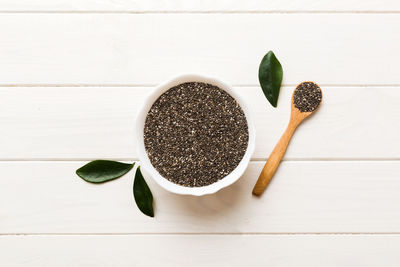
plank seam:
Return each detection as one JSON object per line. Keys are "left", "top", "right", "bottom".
{"left": 0, "top": 159, "right": 398, "bottom": 162}
{"left": 2, "top": 232, "right": 400, "bottom": 236}
{"left": 0, "top": 11, "right": 399, "bottom": 14}
{"left": 0, "top": 84, "right": 399, "bottom": 88}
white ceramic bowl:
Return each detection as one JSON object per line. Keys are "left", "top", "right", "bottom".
{"left": 135, "top": 74, "right": 256, "bottom": 196}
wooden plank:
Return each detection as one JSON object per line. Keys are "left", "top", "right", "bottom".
{"left": 0, "top": 86, "right": 398, "bottom": 160}
{"left": 0, "top": 14, "right": 399, "bottom": 85}
{"left": 0, "top": 0, "right": 399, "bottom": 12}
{"left": 1, "top": 234, "right": 400, "bottom": 266}
{"left": 1, "top": 161, "right": 400, "bottom": 233}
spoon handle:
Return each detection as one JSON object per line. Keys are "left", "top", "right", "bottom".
{"left": 252, "top": 121, "right": 297, "bottom": 196}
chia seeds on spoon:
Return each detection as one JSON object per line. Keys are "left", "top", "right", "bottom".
{"left": 144, "top": 82, "right": 249, "bottom": 187}
{"left": 293, "top": 82, "right": 322, "bottom": 112}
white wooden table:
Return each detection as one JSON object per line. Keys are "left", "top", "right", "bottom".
{"left": 1, "top": 1, "right": 400, "bottom": 266}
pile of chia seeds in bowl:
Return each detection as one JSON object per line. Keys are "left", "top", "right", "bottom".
{"left": 144, "top": 82, "right": 249, "bottom": 187}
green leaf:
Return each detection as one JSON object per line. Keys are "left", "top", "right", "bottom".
{"left": 133, "top": 166, "right": 154, "bottom": 217}
{"left": 76, "top": 160, "right": 134, "bottom": 183}
{"left": 258, "top": 51, "right": 283, "bottom": 107}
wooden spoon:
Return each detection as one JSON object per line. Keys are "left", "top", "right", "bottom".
{"left": 252, "top": 81, "right": 322, "bottom": 196}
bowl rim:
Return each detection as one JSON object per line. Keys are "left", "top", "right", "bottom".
{"left": 135, "top": 74, "right": 256, "bottom": 196}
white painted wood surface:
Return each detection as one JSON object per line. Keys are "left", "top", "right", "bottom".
{"left": 0, "top": 1, "right": 399, "bottom": 266}
{"left": 2, "top": 235, "right": 400, "bottom": 267}
{"left": 0, "top": 14, "right": 399, "bottom": 86}
{"left": 0, "top": 0, "right": 399, "bottom": 12}
{"left": 1, "top": 161, "right": 400, "bottom": 234}
{"left": 1, "top": 86, "right": 398, "bottom": 160}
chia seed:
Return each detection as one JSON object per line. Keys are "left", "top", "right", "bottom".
{"left": 293, "top": 82, "right": 322, "bottom": 112}
{"left": 144, "top": 82, "right": 249, "bottom": 187}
